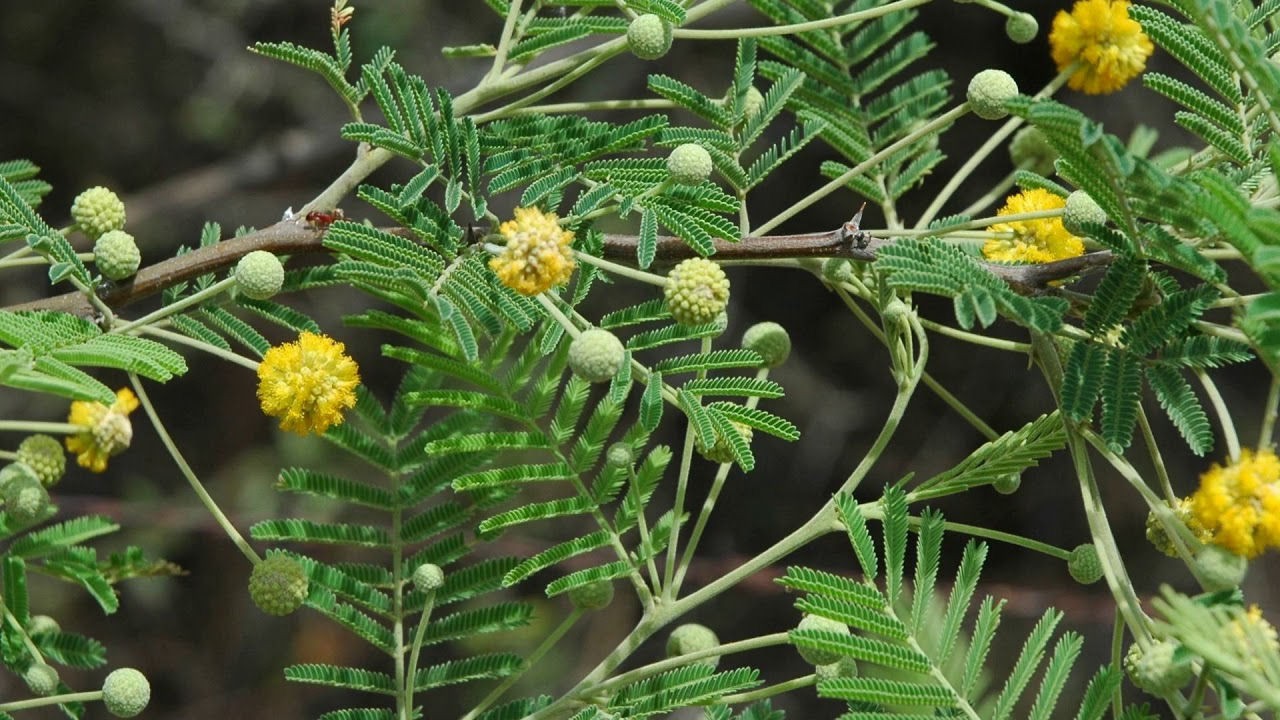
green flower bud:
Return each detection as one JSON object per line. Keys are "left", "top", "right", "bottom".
{"left": 1124, "top": 640, "right": 1192, "bottom": 696}
{"left": 102, "top": 667, "right": 151, "bottom": 718}
{"left": 27, "top": 614, "right": 60, "bottom": 636}
{"left": 94, "top": 230, "right": 141, "bottom": 281}
{"left": 605, "top": 442, "right": 634, "bottom": 468}
{"left": 1195, "top": 545, "right": 1248, "bottom": 592}
{"left": 567, "top": 579, "right": 615, "bottom": 611}
{"left": 1005, "top": 13, "right": 1038, "bottom": 44}
{"left": 568, "top": 329, "right": 626, "bottom": 383}
{"left": 741, "top": 321, "right": 791, "bottom": 368}
{"left": 695, "top": 420, "right": 752, "bottom": 465}
{"left": 992, "top": 473, "right": 1021, "bottom": 495}
{"left": 741, "top": 86, "right": 765, "bottom": 122}
{"left": 17, "top": 435, "right": 67, "bottom": 487}
{"left": 1062, "top": 191, "right": 1107, "bottom": 235}
{"left": 24, "top": 663, "right": 59, "bottom": 696}
{"left": 1067, "top": 543, "right": 1104, "bottom": 585}
{"left": 814, "top": 656, "right": 859, "bottom": 681}
{"left": 882, "top": 298, "right": 911, "bottom": 328}
{"left": 664, "top": 258, "right": 730, "bottom": 326}
{"left": 967, "top": 69, "right": 1019, "bottom": 120}
{"left": 2, "top": 465, "right": 53, "bottom": 527}
{"left": 627, "top": 14, "right": 672, "bottom": 60}
{"left": 666, "top": 143, "right": 713, "bottom": 185}
{"left": 821, "top": 258, "right": 858, "bottom": 285}
{"left": 1009, "top": 127, "right": 1058, "bottom": 176}
{"left": 794, "top": 614, "right": 851, "bottom": 666}
{"left": 249, "top": 553, "right": 309, "bottom": 616}
{"left": 413, "top": 563, "right": 445, "bottom": 592}
{"left": 666, "top": 623, "right": 720, "bottom": 669}
{"left": 235, "top": 250, "right": 286, "bottom": 300}
{"left": 71, "top": 186, "right": 126, "bottom": 239}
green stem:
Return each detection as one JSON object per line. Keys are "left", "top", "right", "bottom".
{"left": 0, "top": 421, "right": 82, "bottom": 435}
{"left": 129, "top": 374, "right": 259, "bottom": 564}
{"left": 957, "top": 168, "right": 1019, "bottom": 219}
{"left": 393, "top": 486, "right": 408, "bottom": 720}
{"left": 111, "top": 277, "right": 237, "bottom": 335}
{"left": 461, "top": 610, "right": 583, "bottom": 720}
{"left": 719, "top": 675, "right": 817, "bottom": 704}
{"left": 404, "top": 590, "right": 436, "bottom": 718}
{"left": 0, "top": 691, "right": 102, "bottom": 713}
{"left": 662, "top": 381, "right": 702, "bottom": 594}
{"left": 917, "top": 315, "right": 1032, "bottom": 353}
{"left": 914, "top": 68, "right": 1073, "bottom": 229}
{"left": 1136, "top": 406, "right": 1176, "bottom": 504}
{"left": 587, "top": 632, "right": 792, "bottom": 696}
{"left": 674, "top": 0, "right": 929, "bottom": 38}
{"left": 503, "top": 99, "right": 676, "bottom": 117}
{"left": 138, "top": 325, "right": 261, "bottom": 370}
{"left": 485, "top": 0, "right": 524, "bottom": 81}
{"left": 919, "top": 517, "right": 1069, "bottom": 560}
{"left": 572, "top": 250, "right": 668, "bottom": 288}
{"left": 1195, "top": 368, "right": 1240, "bottom": 460}
{"left": 1260, "top": 371, "right": 1280, "bottom": 450}
{"left": 756, "top": 104, "right": 969, "bottom": 236}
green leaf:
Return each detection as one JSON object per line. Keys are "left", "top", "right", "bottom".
{"left": 284, "top": 664, "right": 396, "bottom": 695}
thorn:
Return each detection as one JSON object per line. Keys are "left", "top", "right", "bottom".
{"left": 281, "top": 207, "right": 295, "bottom": 221}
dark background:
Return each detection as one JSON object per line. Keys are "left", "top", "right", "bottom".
{"left": 1, "top": 2, "right": 1273, "bottom": 718}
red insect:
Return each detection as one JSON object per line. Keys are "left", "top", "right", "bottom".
{"left": 304, "top": 208, "right": 345, "bottom": 229}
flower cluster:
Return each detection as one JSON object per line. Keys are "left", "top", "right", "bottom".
{"left": 257, "top": 332, "right": 360, "bottom": 435}
{"left": 982, "top": 189, "right": 1084, "bottom": 264}
{"left": 489, "top": 207, "right": 576, "bottom": 296}
{"left": 65, "top": 388, "right": 139, "bottom": 473}
{"left": 1050, "top": 0, "right": 1153, "bottom": 95}
{"left": 1188, "top": 449, "right": 1280, "bottom": 558}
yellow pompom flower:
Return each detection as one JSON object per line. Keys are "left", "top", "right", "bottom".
{"left": 1188, "top": 449, "right": 1280, "bottom": 559}
{"left": 1050, "top": 0, "right": 1154, "bottom": 95}
{"left": 65, "top": 388, "right": 139, "bottom": 473}
{"left": 257, "top": 332, "right": 360, "bottom": 435}
{"left": 489, "top": 207, "right": 576, "bottom": 296}
{"left": 982, "top": 188, "right": 1085, "bottom": 264}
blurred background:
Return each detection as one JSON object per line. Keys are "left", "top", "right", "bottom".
{"left": 1, "top": 2, "right": 1273, "bottom": 718}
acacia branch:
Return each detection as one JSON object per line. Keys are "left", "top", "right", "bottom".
{"left": 6, "top": 216, "right": 1112, "bottom": 319}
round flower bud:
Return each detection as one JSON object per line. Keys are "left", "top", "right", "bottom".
{"left": 93, "top": 230, "right": 141, "bottom": 281}
{"left": 102, "top": 667, "right": 151, "bottom": 718}
{"left": 1062, "top": 191, "right": 1107, "bottom": 235}
{"left": 1194, "top": 545, "right": 1248, "bottom": 592}
{"left": 742, "top": 86, "right": 765, "bottom": 122}
{"left": 1124, "top": 640, "right": 1192, "bottom": 696}
{"left": 627, "top": 14, "right": 672, "bottom": 60}
{"left": 967, "top": 69, "right": 1019, "bottom": 120}
{"left": 235, "top": 251, "right": 286, "bottom": 300}
{"left": 666, "top": 623, "right": 720, "bottom": 668}
{"left": 91, "top": 413, "right": 134, "bottom": 463}
{"left": 666, "top": 143, "right": 713, "bottom": 185}
{"left": 24, "top": 663, "right": 59, "bottom": 696}
{"left": 71, "top": 186, "right": 126, "bottom": 239}
{"left": 26, "top": 614, "right": 61, "bottom": 636}
{"left": 413, "top": 563, "right": 445, "bottom": 593}
{"left": 1067, "top": 543, "right": 1104, "bottom": 585}
{"left": 696, "top": 421, "right": 752, "bottom": 465}
{"left": 814, "top": 656, "right": 859, "bottom": 681}
{"left": 567, "top": 579, "right": 615, "bottom": 611}
{"left": 664, "top": 258, "right": 730, "bottom": 326}
{"left": 249, "top": 553, "right": 309, "bottom": 616}
{"left": 741, "top": 322, "right": 791, "bottom": 368}
{"left": 605, "top": 442, "right": 634, "bottom": 468}
{"left": 1009, "top": 127, "right": 1058, "bottom": 176}
{"left": 1005, "top": 12, "right": 1038, "bottom": 44}
{"left": 794, "top": 614, "right": 850, "bottom": 666}
{"left": 17, "top": 435, "right": 67, "bottom": 487}
{"left": 992, "top": 473, "right": 1021, "bottom": 495}
{"left": 2, "top": 465, "right": 52, "bottom": 527}
{"left": 568, "top": 329, "right": 626, "bottom": 383}
{"left": 821, "top": 258, "right": 857, "bottom": 285}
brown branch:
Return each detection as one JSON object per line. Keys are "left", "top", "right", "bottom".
{"left": 6, "top": 216, "right": 1113, "bottom": 319}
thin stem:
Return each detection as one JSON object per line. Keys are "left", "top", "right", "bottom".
{"left": 138, "top": 325, "right": 261, "bottom": 370}
{"left": 571, "top": 249, "right": 668, "bottom": 288}
{"left": 957, "top": 168, "right": 1019, "bottom": 219}
{"left": 914, "top": 68, "right": 1073, "bottom": 229}
{"left": 1260, "top": 372, "right": 1280, "bottom": 450}
{"left": 674, "top": 0, "right": 929, "bottom": 38}
{"left": 587, "top": 633, "right": 792, "bottom": 696}
{"left": 917, "top": 316, "right": 1032, "bottom": 353}
{"left": 405, "top": 590, "right": 437, "bottom": 719}
{"left": 485, "top": 0, "right": 524, "bottom": 81}
{"left": 927, "top": 518, "right": 1069, "bottom": 560}
{"left": 719, "top": 675, "right": 816, "bottom": 704}
{"left": 756, "top": 105, "right": 969, "bottom": 236}
{"left": 0, "top": 421, "right": 82, "bottom": 435}
{"left": 503, "top": 99, "right": 677, "bottom": 117}
{"left": 662, "top": 387, "right": 701, "bottom": 595}
{"left": 130, "top": 374, "right": 259, "bottom": 564}
{"left": 111, "top": 276, "right": 237, "bottom": 335}
{"left": 1136, "top": 406, "right": 1177, "bottom": 504}
{"left": 393, "top": 482, "right": 407, "bottom": 720}
{"left": 0, "top": 691, "right": 102, "bottom": 713}
{"left": 1195, "top": 369, "right": 1240, "bottom": 461}
{"left": 460, "top": 610, "right": 583, "bottom": 720}
{"left": 920, "top": 373, "right": 999, "bottom": 441}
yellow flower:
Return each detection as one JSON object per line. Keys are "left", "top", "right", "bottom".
{"left": 982, "top": 188, "right": 1085, "bottom": 264}
{"left": 1050, "top": 0, "right": 1154, "bottom": 95}
{"left": 65, "top": 388, "right": 139, "bottom": 473}
{"left": 489, "top": 207, "right": 576, "bottom": 296}
{"left": 257, "top": 332, "right": 360, "bottom": 435}
{"left": 1225, "top": 605, "right": 1280, "bottom": 664}
{"left": 1188, "top": 448, "right": 1280, "bottom": 558}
